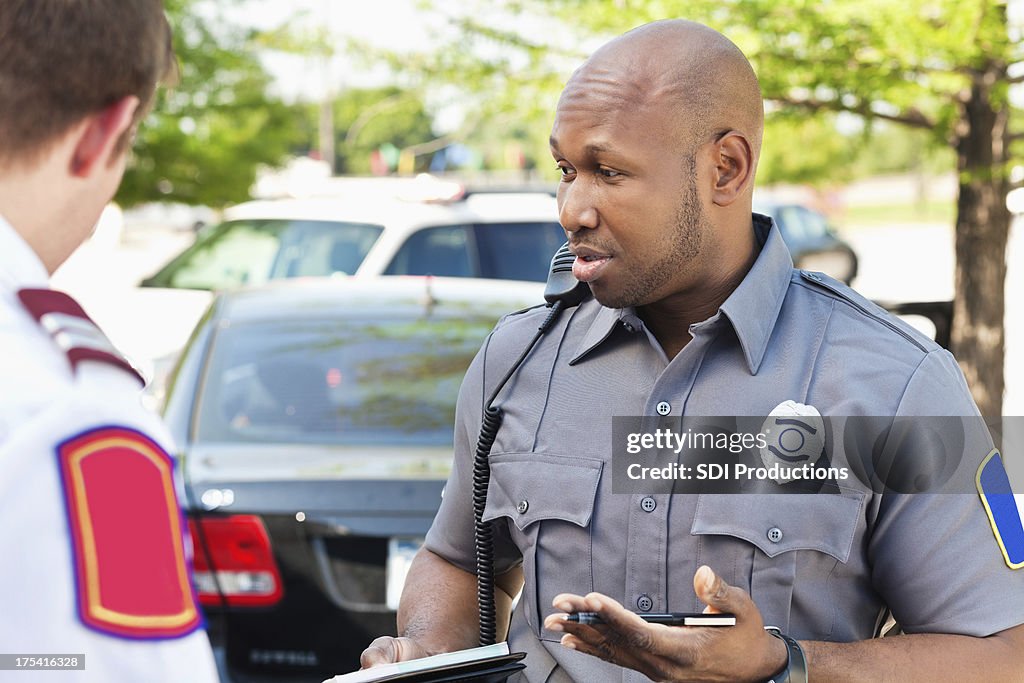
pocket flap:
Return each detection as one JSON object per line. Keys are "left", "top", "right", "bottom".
{"left": 691, "top": 492, "right": 865, "bottom": 562}
{"left": 482, "top": 453, "right": 603, "bottom": 531}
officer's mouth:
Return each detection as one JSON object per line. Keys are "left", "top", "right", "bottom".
{"left": 571, "top": 248, "right": 612, "bottom": 283}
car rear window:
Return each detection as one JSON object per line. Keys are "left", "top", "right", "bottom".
{"left": 383, "top": 222, "right": 565, "bottom": 282}
{"left": 195, "top": 316, "right": 494, "bottom": 445}
{"left": 144, "top": 219, "right": 384, "bottom": 290}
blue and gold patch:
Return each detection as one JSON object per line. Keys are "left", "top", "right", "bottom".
{"left": 976, "top": 449, "right": 1024, "bottom": 569}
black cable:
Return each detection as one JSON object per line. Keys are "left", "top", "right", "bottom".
{"left": 473, "top": 300, "right": 566, "bottom": 646}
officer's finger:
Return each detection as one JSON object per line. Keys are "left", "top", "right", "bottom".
{"left": 693, "top": 564, "right": 751, "bottom": 617}
{"left": 560, "top": 629, "right": 676, "bottom": 682}
{"left": 550, "top": 592, "right": 591, "bottom": 614}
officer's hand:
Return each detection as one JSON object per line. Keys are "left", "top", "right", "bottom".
{"left": 359, "top": 636, "right": 431, "bottom": 669}
{"left": 542, "top": 565, "right": 788, "bottom": 683}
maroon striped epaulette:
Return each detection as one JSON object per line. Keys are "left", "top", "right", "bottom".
{"left": 17, "top": 288, "right": 143, "bottom": 385}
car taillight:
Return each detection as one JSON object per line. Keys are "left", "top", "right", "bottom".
{"left": 188, "top": 515, "right": 284, "bottom": 608}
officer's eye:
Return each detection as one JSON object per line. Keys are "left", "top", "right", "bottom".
{"left": 557, "top": 164, "right": 576, "bottom": 180}
{"left": 598, "top": 167, "right": 621, "bottom": 178}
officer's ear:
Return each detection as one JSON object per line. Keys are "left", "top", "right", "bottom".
{"left": 69, "top": 96, "right": 140, "bottom": 177}
{"left": 709, "top": 130, "right": 754, "bottom": 207}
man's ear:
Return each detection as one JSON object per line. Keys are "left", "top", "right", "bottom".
{"left": 70, "top": 96, "right": 140, "bottom": 177}
{"left": 710, "top": 131, "right": 754, "bottom": 207}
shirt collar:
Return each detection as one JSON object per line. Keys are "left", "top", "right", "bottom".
{"left": 569, "top": 213, "right": 793, "bottom": 374}
{"left": 719, "top": 213, "right": 793, "bottom": 374}
{"left": 0, "top": 213, "right": 49, "bottom": 291}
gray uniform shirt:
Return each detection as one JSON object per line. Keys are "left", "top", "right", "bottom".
{"left": 425, "top": 215, "right": 1024, "bottom": 683}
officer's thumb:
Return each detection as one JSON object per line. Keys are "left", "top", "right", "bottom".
{"left": 360, "top": 636, "right": 427, "bottom": 669}
{"left": 694, "top": 564, "right": 737, "bottom": 613}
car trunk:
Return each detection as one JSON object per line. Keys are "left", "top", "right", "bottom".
{"left": 185, "top": 443, "right": 451, "bottom": 682}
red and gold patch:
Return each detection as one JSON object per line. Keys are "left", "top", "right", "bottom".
{"left": 57, "top": 427, "right": 201, "bottom": 639}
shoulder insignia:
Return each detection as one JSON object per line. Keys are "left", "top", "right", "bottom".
{"left": 976, "top": 449, "right": 1024, "bottom": 569}
{"left": 57, "top": 426, "right": 203, "bottom": 638}
{"left": 17, "top": 288, "right": 142, "bottom": 384}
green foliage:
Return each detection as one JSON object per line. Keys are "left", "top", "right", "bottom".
{"left": 117, "top": 0, "right": 307, "bottom": 208}
{"left": 757, "top": 114, "right": 855, "bottom": 187}
{"left": 332, "top": 87, "right": 436, "bottom": 174}
{"left": 400, "top": 0, "right": 1019, "bottom": 183}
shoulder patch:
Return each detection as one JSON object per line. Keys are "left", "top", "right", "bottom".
{"left": 976, "top": 449, "right": 1024, "bottom": 569}
{"left": 57, "top": 426, "right": 202, "bottom": 638}
{"left": 17, "top": 288, "right": 142, "bottom": 384}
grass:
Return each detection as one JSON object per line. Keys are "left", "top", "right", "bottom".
{"left": 839, "top": 200, "right": 956, "bottom": 229}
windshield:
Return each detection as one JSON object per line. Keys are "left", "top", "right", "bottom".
{"left": 195, "top": 316, "right": 495, "bottom": 445}
{"left": 143, "top": 219, "right": 384, "bottom": 290}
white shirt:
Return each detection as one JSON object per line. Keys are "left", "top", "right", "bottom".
{"left": 0, "top": 215, "right": 219, "bottom": 682}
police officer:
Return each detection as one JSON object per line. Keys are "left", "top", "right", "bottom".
{"left": 0, "top": 2, "right": 219, "bottom": 681}
{"left": 361, "top": 19, "right": 1024, "bottom": 683}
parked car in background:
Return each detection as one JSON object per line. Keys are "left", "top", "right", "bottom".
{"left": 163, "top": 276, "right": 544, "bottom": 683}
{"left": 142, "top": 187, "right": 565, "bottom": 290}
{"left": 753, "top": 198, "right": 858, "bottom": 284}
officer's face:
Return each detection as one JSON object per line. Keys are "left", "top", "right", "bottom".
{"left": 550, "top": 78, "right": 712, "bottom": 310}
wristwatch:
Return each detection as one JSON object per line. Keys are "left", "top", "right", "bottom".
{"left": 763, "top": 626, "right": 808, "bottom": 683}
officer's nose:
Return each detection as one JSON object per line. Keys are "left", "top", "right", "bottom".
{"left": 557, "top": 178, "right": 599, "bottom": 236}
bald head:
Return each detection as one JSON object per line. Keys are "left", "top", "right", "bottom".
{"left": 560, "top": 19, "right": 763, "bottom": 164}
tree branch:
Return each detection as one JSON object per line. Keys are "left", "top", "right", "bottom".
{"left": 769, "top": 95, "right": 937, "bottom": 131}
{"left": 1007, "top": 73, "right": 1024, "bottom": 84}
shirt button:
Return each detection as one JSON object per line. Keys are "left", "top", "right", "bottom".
{"left": 516, "top": 500, "right": 529, "bottom": 514}
{"left": 636, "top": 594, "right": 654, "bottom": 612}
{"left": 767, "top": 527, "right": 783, "bottom": 543}
{"left": 656, "top": 401, "right": 671, "bottom": 416}
{"left": 623, "top": 321, "right": 636, "bottom": 333}
{"left": 640, "top": 496, "right": 657, "bottom": 513}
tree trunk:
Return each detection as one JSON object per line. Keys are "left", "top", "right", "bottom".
{"left": 951, "top": 62, "right": 1010, "bottom": 417}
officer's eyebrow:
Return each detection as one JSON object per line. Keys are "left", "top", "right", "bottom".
{"left": 548, "top": 136, "right": 615, "bottom": 157}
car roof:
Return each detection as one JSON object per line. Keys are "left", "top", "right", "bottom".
{"left": 223, "top": 193, "right": 559, "bottom": 232}
{"left": 213, "top": 275, "right": 546, "bottom": 323}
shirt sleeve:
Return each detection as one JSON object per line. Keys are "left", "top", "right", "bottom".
{"left": 424, "top": 323, "right": 523, "bottom": 576}
{"left": 868, "top": 349, "right": 1024, "bottom": 636}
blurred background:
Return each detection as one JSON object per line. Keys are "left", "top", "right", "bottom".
{"left": 54, "top": 0, "right": 1024, "bottom": 415}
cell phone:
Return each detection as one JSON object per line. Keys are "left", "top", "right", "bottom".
{"left": 565, "top": 612, "right": 736, "bottom": 626}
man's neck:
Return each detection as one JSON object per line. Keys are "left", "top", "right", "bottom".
{"left": 638, "top": 237, "right": 759, "bottom": 360}
{"left": 0, "top": 169, "right": 74, "bottom": 276}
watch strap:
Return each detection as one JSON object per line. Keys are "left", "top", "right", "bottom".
{"left": 764, "top": 626, "right": 807, "bottom": 683}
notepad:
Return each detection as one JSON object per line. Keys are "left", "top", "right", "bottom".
{"left": 323, "top": 642, "right": 520, "bottom": 683}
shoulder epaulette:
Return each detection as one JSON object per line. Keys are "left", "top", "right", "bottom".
{"left": 507, "top": 302, "right": 549, "bottom": 318}
{"left": 17, "top": 288, "right": 143, "bottom": 384}
{"left": 796, "top": 270, "right": 931, "bottom": 353}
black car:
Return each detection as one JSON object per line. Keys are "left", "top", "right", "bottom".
{"left": 754, "top": 199, "right": 859, "bottom": 284}
{"left": 162, "top": 276, "right": 544, "bottom": 682}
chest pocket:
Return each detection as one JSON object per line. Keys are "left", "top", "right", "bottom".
{"left": 482, "top": 453, "right": 602, "bottom": 641}
{"left": 691, "top": 491, "right": 865, "bottom": 639}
